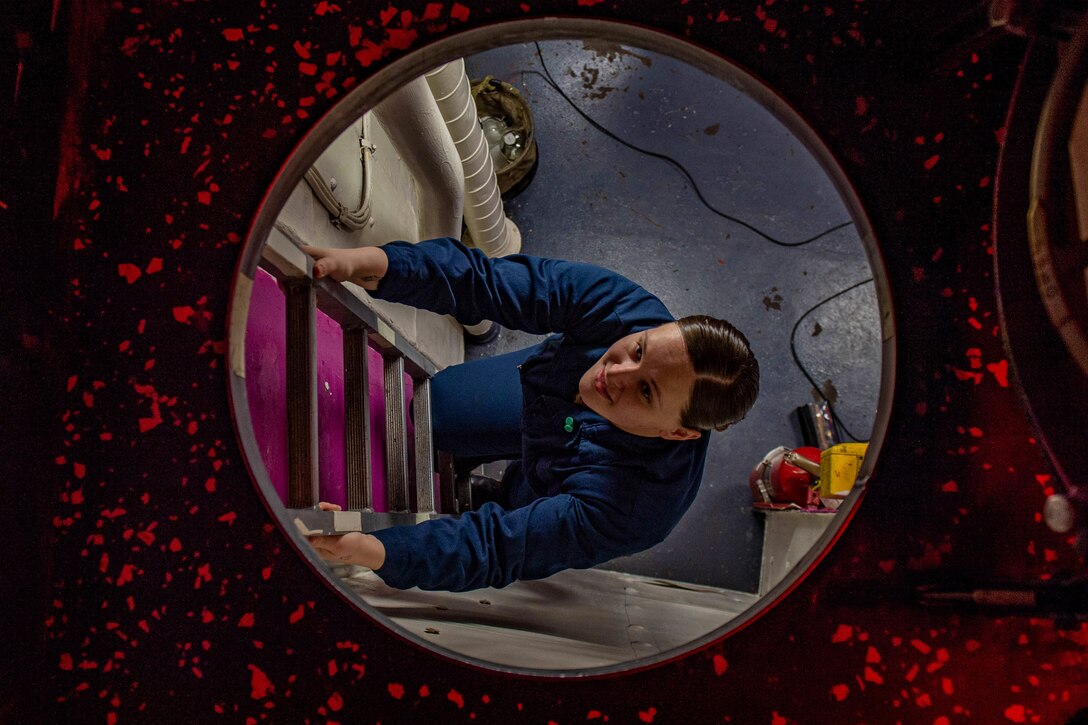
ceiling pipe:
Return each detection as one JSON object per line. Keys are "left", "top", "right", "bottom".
{"left": 371, "top": 76, "right": 464, "bottom": 240}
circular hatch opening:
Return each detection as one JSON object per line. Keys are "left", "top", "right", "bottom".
{"left": 228, "top": 19, "right": 894, "bottom": 676}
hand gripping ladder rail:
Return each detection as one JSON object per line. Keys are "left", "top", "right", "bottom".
{"left": 256, "top": 233, "right": 458, "bottom": 538}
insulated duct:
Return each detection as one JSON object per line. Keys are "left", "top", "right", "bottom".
{"left": 372, "top": 77, "right": 464, "bottom": 240}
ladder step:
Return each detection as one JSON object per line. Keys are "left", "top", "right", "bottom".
{"left": 259, "top": 238, "right": 443, "bottom": 523}
{"left": 291, "top": 508, "right": 441, "bottom": 536}
{"left": 383, "top": 354, "right": 410, "bottom": 513}
{"left": 285, "top": 279, "right": 318, "bottom": 509}
{"left": 412, "top": 377, "right": 435, "bottom": 513}
{"left": 343, "top": 327, "right": 373, "bottom": 511}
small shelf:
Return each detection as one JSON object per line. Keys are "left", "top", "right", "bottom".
{"left": 757, "top": 509, "right": 837, "bottom": 597}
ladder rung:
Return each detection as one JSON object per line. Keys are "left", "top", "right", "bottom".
{"left": 412, "top": 377, "right": 435, "bottom": 513}
{"left": 290, "top": 508, "right": 441, "bottom": 536}
{"left": 284, "top": 279, "right": 318, "bottom": 509}
{"left": 383, "top": 354, "right": 410, "bottom": 513}
{"left": 343, "top": 326, "right": 372, "bottom": 511}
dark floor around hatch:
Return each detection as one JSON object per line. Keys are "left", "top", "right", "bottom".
{"left": 462, "top": 40, "right": 881, "bottom": 593}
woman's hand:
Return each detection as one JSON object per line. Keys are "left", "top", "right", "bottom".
{"left": 306, "top": 502, "right": 387, "bottom": 570}
{"left": 301, "top": 245, "right": 389, "bottom": 291}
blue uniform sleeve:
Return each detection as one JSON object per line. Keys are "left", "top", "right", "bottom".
{"left": 371, "top": 237, "right": 671, "bottom": 344}
{"left": 370, "top": 473, "right": 670, "bottom": 592}
{"left": 365, "top": 238, "right": 684, "bottom": 592}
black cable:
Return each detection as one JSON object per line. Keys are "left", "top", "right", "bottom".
{"left": 527, "top": 41, "right": 854, "bottom": 248}
{"left": 526, "top": 42, "right": 873, "bottom": 438}
{"left": 789, "top": 277, "right": 874, "bottom": 443}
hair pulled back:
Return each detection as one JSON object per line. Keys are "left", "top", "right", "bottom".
{"left": 675, "top": 315, "right": 760, "bottom": 432}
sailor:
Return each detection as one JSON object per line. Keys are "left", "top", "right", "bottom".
{"left": 302, "top": 238, "right": 759, "bottom": 592}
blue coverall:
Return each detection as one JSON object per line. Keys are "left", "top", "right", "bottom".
{"left": 369, "top": 238, "right": 711, "bottom": 592}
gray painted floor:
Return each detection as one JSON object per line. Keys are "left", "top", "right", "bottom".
{"left": 338, "top": 565, "right": 759, "bottom": 670}
{"left": 464, "top": 40, "right": 880, "bottom": 592}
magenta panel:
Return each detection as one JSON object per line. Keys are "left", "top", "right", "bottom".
{"left": 243, "top": 267, "right": 419, "bottom": 513}
{"left": 244, "top": 268, "right": 289, "bottom": 504}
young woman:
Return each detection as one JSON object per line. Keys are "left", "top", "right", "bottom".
{"left": 303, "top": 238, "right": 759, "bottom": 592}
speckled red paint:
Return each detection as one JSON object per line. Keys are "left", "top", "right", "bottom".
{"left": 27, "top": 2, "right": 1086, "bottom": 724}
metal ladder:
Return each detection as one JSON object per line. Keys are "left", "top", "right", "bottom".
{"left": 257, "top": 231, "right": 458, "bottom": 536}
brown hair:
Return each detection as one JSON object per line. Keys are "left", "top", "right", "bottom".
{"left": 675, "top": 315, "right": 760, "bottom": 432}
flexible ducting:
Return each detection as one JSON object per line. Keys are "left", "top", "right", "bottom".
{"left": 425, "top": 59, "right": 521, "bottom": 258}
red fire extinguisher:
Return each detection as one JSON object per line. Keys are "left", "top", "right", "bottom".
{"left": 748, "top": 446, "right": 823, "bottom": 508}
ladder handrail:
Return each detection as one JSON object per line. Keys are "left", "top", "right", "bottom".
{"left": 258, "top": 231, "right": 438, "bottom": 378}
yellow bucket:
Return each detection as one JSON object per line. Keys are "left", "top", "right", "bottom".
{"left": 819, "top": 442, "right": 868, "bottom": 498}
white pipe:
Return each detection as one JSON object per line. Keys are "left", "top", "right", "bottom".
{"left": 371, "top": 77, "right": 463, "bottom": 240}
{"left": 425, "top": 60, "right": 521, "bottom": 258}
